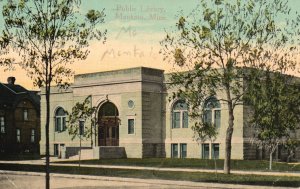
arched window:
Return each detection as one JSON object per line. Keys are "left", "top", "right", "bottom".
{"left": 203, "top": 97, "right": 221, "bottom": 128}
{"left": 172, "top": 100, "right": 188, "bottom": 128}
{"left": 98, "top": 102, "right": 119, "bottom": 117}
{"left": 55, "top": 107, "right": 66, "bottom": 132}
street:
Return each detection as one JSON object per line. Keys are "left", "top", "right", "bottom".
{"left": 0, "top": 172, "right": 203, "bottom": 189}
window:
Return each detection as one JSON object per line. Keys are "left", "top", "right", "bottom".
{"left": 172, "top": 100, "right": 188, "bottom": 128}
{"left": 54, "top": 144, "right": 59, "bottom": 156}
{"left": 202, "top": 143, "right": 209, "bottom": 159}
{"left": 55, "top": 108, "right": 66, "bottom": 132}
{"left": 23, "top": 109, "right": 28, "bottom": 121}
{"left": 79, "top": 120, "right": 84, "bottom": 135}
{"left": 172, "top": 143, "right": 187, "bottom": 158}
{"left": 201, "top": 143, "right": 220, "bottom": 159}
{"left": 203, "top": 97, "right": 221, "bottom": 128}
{"left": 16, "top": 129, "right": 21, "bottom": 143}
{"left": 31, "top": 129, "right": 35, "bottom": 143}
{"left": 212, "top": 144, "right": 219, "bottom": 159}
{"left": 128, "top": 119, "right": 135, "bottom": 134}
{"left": 180, "top": 143, "right": 187, "bottom": 158}
{"left": 99, "top": 102, "right": 119, "bottom": 117}
{"left": 171, "top": 144, "right": 178, "bottom": 158}
{"left": 0, "top": 116, "right": 5, "bottom": 134}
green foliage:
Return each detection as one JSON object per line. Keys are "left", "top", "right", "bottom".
{"left": 192, "top": 122, "right": 218, "bottom": 143}
{"left": 0, "top": 0, "right": 107, "bottom": 87}
{"left": 161, "top": 0, "right": 300, "bottom": 173}
{"left": 67, "top": 95, "right": 96, "bottom": 140}
{"left": 0, "top": 1, "right": 107, "bottom": 187}
{"left": 245, "top": 70, "right": 300, "bottom": 158}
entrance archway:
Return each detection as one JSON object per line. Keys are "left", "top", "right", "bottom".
{"left": 98, "top": 102, "right": 119, "bottom": 146}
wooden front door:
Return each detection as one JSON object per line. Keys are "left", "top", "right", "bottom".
{"left": 98, "top": 117, "right": 119, "bottom": 146}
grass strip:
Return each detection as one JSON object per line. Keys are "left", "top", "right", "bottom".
{"left": 56, "top": 158, "right": 300, "bottom": 172}
{"left": 0, "top": 163, "right": 299, "bottom": 187}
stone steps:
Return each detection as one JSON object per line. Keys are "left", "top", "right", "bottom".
{"left": 68, "top": 147, "right": 127, "bottom": 159}
{"left": 68, "top": 148, "right": 94, "bottom": 160}
{"left": 94, "top": 146, "right": 127, "bottom": 159}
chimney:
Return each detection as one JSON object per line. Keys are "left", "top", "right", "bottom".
{"left": 7, "top": 77, "right": 16, "bottom": 85}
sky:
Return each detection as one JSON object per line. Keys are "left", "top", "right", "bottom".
{"left": 0, "top": 0, "right": 300, "bottom": 89}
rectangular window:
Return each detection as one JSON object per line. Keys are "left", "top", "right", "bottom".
{"left": 173, "top": 112, "right": 180, "bottom": 128}
{"left": 214, "top": 110, "right": 221, "bottom": 128}
{"left": 171, "top": 144, "right": 178, "bottom": 158}
{"left": 204, "top": 110, "right": 212, "bottom": 124}
{"left": 202, "top": 143, "right": 209, "bottom": 159}
{"left": 55, "top": 117, "right": 61, "bottom": 131}
{"left": 54, "top": 144, "right": 59, "bottom": 156}
{"left": 23, "top": 109, "right": 28, "bottom": 121}
{"left": 79, "top": 120, "right": 84, "bottom": 135}
{"left": 212, "top": 144, "right": 219, "bottom": 159}
{"left": 180, "top": 143, "right": 187, "bottom": 158}
{"left": 16, "top": 129, "right": 21, "bottom": 143}
{"left": 128, "top": 119, "right": 135, "bottom": 134}
{"left": 62, "top": 117, "right": 66, "bottom": 131}
{"left": 182, "top": 112, "right": 188, "bottom": 128}
{"left": 31, "top": 129, "right": 35, "bottom": 143}
{"left": 0, "top": 116, "right": 5, "bottom": 134}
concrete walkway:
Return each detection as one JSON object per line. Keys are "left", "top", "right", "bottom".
{"left": 0, "top": 158, "right": 299, "bottom": 177}
{"left": 0, "top": 170, "right": 295, "bottom": 189}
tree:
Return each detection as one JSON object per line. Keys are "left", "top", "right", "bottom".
{"left": 245, "top": 70, "right": 300, "bottom": 170}
{"left": 0, "top": 1, "right": 106, "bottom": 188}
{"left": 0, "top": 32, "right": 13, "bottom": 69}
{"left": 161, "top": 0, "right": 299, "bottom": 174}
{"left": 67, "top": 95, "right": 96, "bottom": 167}
{"left": 285, "top": 139, "right": 300, "bottom": 163}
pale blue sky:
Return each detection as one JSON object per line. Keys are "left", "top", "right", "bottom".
{"left": 0, "top": 0, "right": 299, "bottom": 88}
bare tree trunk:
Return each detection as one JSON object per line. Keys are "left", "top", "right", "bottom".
{"left": 79, "top": 135, "right": 81, "bottom": 167}
{"left": 45, "top": 85, "right": 50, "bottom": 189}
{"left": 287, "top": 150, "right": 294, "bottom": 163}
{"left": 94, "top": 124, "right": 97, "bottom": 147}
{"left": 269, "top": 152, "right": 273, "bottom": 170}
{"left": 91, "top": 122, "right": 93, "bottom": 147}
{"left": 214, "top": 156, "right": 217, "bottom": 173}
{"left": 224, "top": 88, "right": 234, "bottom": 174}
{"left": 224, "top": 121, "right": 234, "bottom": 174}
{"left": 211, "top": 139, "right": 217, "bottom": 173}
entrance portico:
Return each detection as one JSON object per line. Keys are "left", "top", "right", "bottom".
{"left": 41, "top": 67, "right": 166, "bottom": 159}
{"left": 97, "top": 101, "right": 119, "bottom": 146}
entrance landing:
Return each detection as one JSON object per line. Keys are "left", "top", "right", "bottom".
{"left": 93, "top": 146, "right": 126, "bottom": 159}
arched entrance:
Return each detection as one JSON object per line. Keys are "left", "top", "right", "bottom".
{"left": 98, "top": 102, "right": 119, "bottom": 146}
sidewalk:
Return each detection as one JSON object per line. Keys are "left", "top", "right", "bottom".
{"left": 0, "top": 170, "right": 294, "bottom": 189}
{"left": 0, "top": 158, "right": 299, "bottom": 177}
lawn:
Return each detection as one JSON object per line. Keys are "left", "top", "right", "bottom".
{"left": 56, "top": 158, "right": 300, "bottom": 172}
{"left": 0, "top": 163, "right": 299, "bottom": 187}
{"left": 0, "top": 154, "right": 42, "bottom": 161}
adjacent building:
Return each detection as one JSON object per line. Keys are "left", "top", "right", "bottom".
{"left": 0, "top": 77, "right": 40, "bottom": 155}
{"left": 39, "top": 67, "right": 300, "bottom": 160}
